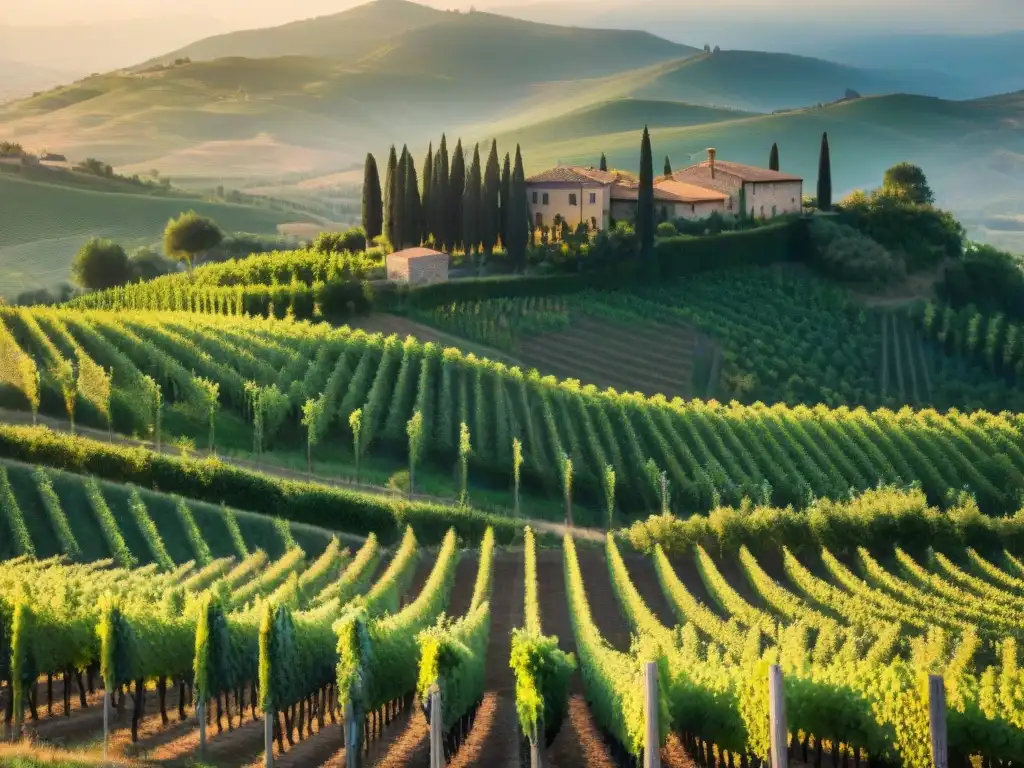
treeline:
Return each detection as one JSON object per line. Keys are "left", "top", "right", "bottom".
{"left": 361, "top": 135, "right": 530, "bottom": 270}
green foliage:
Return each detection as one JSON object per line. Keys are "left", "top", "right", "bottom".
{"left": 637, "top": 126, "right": 655, "bottom": 268}
{"left": 314, "top": 228, "right": 368, "bottom": 255}
{"left": 363, "top": 152, "right": 384, "bottom": 242}
{"left": 176, "top": 496, "right": 213, "bottom": 565}
{"left": 164, "top": 211, "right": 224, "bottom": 272}
{"left": 84, "top": 476, "right": 135, "bottom": 568}
{"left": 807, "top": 217, "right": 905, "bottom": 284}
{"left": 838, "top": 188, "right": 964, "bottom": 272}
{"left": 817, "top": 131, "right": 832, "bottom": 212}
{"left": 0, "top": 466, "right": 34, "bottom": 557}
{"left": 937, "top": 242, "right": 1024, "bottom": 321}
{"left": 626, "top": 486, "right": 1024, "bottom": 560}
{"left": 883, "top": 162, "right": 935, "bottom": 205}
{"left": 127, "top": 486, "right": 174, "bottom": 569}
{"left": 71, "top": 237, "right": 130, "bottom": 291}
{"left": 32, "top": 467, "right": 80, "bottom": 559}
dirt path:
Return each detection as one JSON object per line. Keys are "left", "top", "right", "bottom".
{"left": 533, "top": 548, "right": 617, "bottom": 768}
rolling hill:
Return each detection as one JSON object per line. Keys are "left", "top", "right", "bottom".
{"left": 0, "top": 59, "right": 80, "bottom": 103}
{"left": 0, "top": 173, "right": 303, "bottom": 298}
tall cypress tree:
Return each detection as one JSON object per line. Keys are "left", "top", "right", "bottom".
{"left": 393, "top": 147, "right": 408, "bottom": 249}
{"left": 405, "top": 152, "right": 421, "bottom": 248}
{"left": 431, "top": 149, "right": 443, "bottom": 247}
{"left": 507, "top": 145, "right": 528, "bottom": 273}
{"left": 463, "top": 144, "right": 482, "bottom": 258}
{"left": 663, "top": 156, "right": 672, "bottom": 176}
{"left": 383, "top": 145, "right": 398, "bottom": 248}
{"left": 436, "top": 134, "right": 448, "bottom": 249}
{"left": 769, "top": 142, "right": 780, "bottom": 172}
{"left": 449, "top": 140, "right": 466, "bottom": 252}
{"left": 481, "top": 140, "right": 501, "bottom": 258}
{"left": 500, "top": 152, "right": 511, "bottom": 248}
{"left": 362, "top": 152, "right": 383, "bottom": 242}
{"left": 421, "top": 143, "right": 433, "bottom": 245}
{"left": 637, "top": 125, "right": 655, "bottom": 269}
{"left": 817, "top": 132, "right": 832, "bottom": 212}
{"left": 599, "top": 153, "right": 608, "bottom": 172}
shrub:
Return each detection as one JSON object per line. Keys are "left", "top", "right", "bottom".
{"left": 937, "top": 243, "right": 1024, "bottom": 320}
{"left": 837, "top": 190, "right": 963, "bottom": 272}
{"left": 807, "top": 217, "right": 905, "bottom": 285}
{"left": 655, "top": 221, "right": 678, "bottom": 238}
{"left": 314, "top": 228, "right": 367, "bottom": 254}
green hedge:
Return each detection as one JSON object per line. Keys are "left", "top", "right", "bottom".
{"left": 626, "top": 486, "right": 1024, "bottom": 560}
{"left": 0, "top": 425, "right": 529, "bottom": 548}
{"left": 381, "top": 219, "right": 808, "bottom": 311}
{"left": 655, "top": 219, "right": 808, "bottom": 279}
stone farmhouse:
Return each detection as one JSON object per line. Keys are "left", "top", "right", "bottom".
{"left": 525, "top": 148, "right": 802, "bottom": 231}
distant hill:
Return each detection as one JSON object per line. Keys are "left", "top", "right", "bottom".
{"left": 626, "top": 51, "right": 940, "bottom": 112}
{"left": 142, "top": 0, "right": 447, "bottom": 67}
{"left": 0, "top": 173, "right": 305, "bottom": 298}
{"left": 0, "top": 59, "right": 80, "bottom": 103}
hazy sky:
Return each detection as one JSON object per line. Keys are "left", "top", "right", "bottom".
{"left": 5, "top": 0, "right": 1021, "bottom": 33}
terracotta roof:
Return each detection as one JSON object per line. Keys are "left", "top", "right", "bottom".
{"left": 676, "top": 160, "right": 802, "bottom": 183}
{"left": 655, "top": 180, "right": 729, "bottom": 203}
{"left": 610, "top": 179, "right": 726, "bottom": 203}
{"left": 526, "top": 166, "right": 635, "bottom": 186}
{"left": 389, "top": 247, "right": 447, "bottom": 260}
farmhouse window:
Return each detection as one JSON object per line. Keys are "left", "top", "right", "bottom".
{"left": 569, "top": 193, "right": 577, "bottom": 206}
{"left": 542, "top": 193, "right": 549, "bottom": 205}
{"left": 589, "top": 193, "right": 596, "bottom": 204}
{"left": 532, "top": 191, "right": 538, "bottom": 204}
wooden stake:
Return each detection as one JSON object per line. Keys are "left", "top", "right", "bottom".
{"left": 768, "top": 665, "right": 787, "bottom": 768}
{"left": 644, "top": 661, "right": 660, "bottom": 768}
{"left": 929, "top": 675, "right": 948, "bottom": 768}
{"left": 531, "top": 718, "right": 543, "bottom": 768}
{"left": 264, "top": 705, "right": 274, "bottom": 768}
{"left": 103, "top": 691, "right": 111, "bottom": 761}
{"left": 198, "top": 699, "right": 207, "bottom": 757}
{"left": 430, "top": 687, "right": 444, "bottom": 768}
{"left": 345, "top": 699, "right": 362, "bottom": 768}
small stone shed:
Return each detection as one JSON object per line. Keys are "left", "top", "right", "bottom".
{"left": 386, "top": 247, "right": 449, "bottom": 285}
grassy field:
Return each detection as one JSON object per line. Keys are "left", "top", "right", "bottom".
{"left": 0, "top": 174, "right": 300, "bottom": 297}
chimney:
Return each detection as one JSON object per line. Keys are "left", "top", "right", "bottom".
{"left": 707, "top": 148, "right": 716, "bottom": 179}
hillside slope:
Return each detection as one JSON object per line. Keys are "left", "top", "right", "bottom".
{"left": 0, "top": 173, "right": 300, "bottom": 297}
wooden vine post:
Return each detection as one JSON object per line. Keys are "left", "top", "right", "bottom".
{"left": 103, "top": 689, "right": 112, "bottom": 761}
{"left": 644, "top": 661, "right": 660, "bottom": 768}
{"left": 264, "top": 700, "right": 274, "bottom": 768}
{"left": 198, "top": 699, "right": 207, "bottom": 758}
{"left": 430, "top": 686, "right": 444, "bottom": 768}
{"left": 929, "top": 675, "right": 948, "bottom": 768}
{"left": 345, "top": 698, "right": 362, "bottom": 768}
{"left": 531, "top": 717, "right": 543, "bottom": 768}
{"left": 768, "top": 664, "right": 787, "bottom": 768}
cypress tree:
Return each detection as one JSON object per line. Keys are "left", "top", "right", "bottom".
{"left": 599, "top": 153, "right": 608, "bottom": 172}
{"left": 449, "top": 140, "right": 466, "bottom": 252}
{"left": 383, "top": 145, "right": 398, "bottom": 248}
{"left": 481, "top": 140, "right": 501, "bottom": 258}
{"left": 507, "top": 145, "right": 528, "bottom": 273}
{"left": 637, "top": 125, "right": 655, "bottom": 269}
{"left": 769, "top": 142, "right": 780, "bottom": 172}
{"left": 421, "top": 143, "right": 433, "bottom": 245}
{"left": 404, "top": 152, "right": 421, "bottom": 248}
{"left": 463, "top": 143, "right": 482, "bottom": 258}
{"left": 663, "top": 156, "right": 672, "bottom": 176}
{"left": 362, "top": 152, "right": 383, "bottom": 242}
{"left": 817, "top": 132, "right": 832, "bottom": 212}
{"left": 436, "top": 135, "right": 450, "bottom": 250}
{"left": 500, "top": 152, "right": 511, "bottom": 248}
{"left": 393, "top": 147, "right": 408, "bottom": 249}
{"left": 431, "top": 149, "right": 443, "bottom": 247}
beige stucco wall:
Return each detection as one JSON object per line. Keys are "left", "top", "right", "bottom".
{"left": 745, "top": 181, "right": 803, "bottom": 218}
{"left": 408, "top": 255, "right": 448, "bottom": 285}
{"left": 386, "top": 254, "right": 410, "bottom": 282}
{"left": 673, "top": 199, "right": 726, "bottom": 220}
{"left": 528, "top": 184, "right": 610, "bottom": 231}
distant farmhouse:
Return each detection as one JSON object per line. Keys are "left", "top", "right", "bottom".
{"left": 525, "top": 148, "right": 802, "bottom": 231}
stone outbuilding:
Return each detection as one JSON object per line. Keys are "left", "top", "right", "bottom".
{"left": 386, "top": 247, "right": 449, "bottom": 285}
